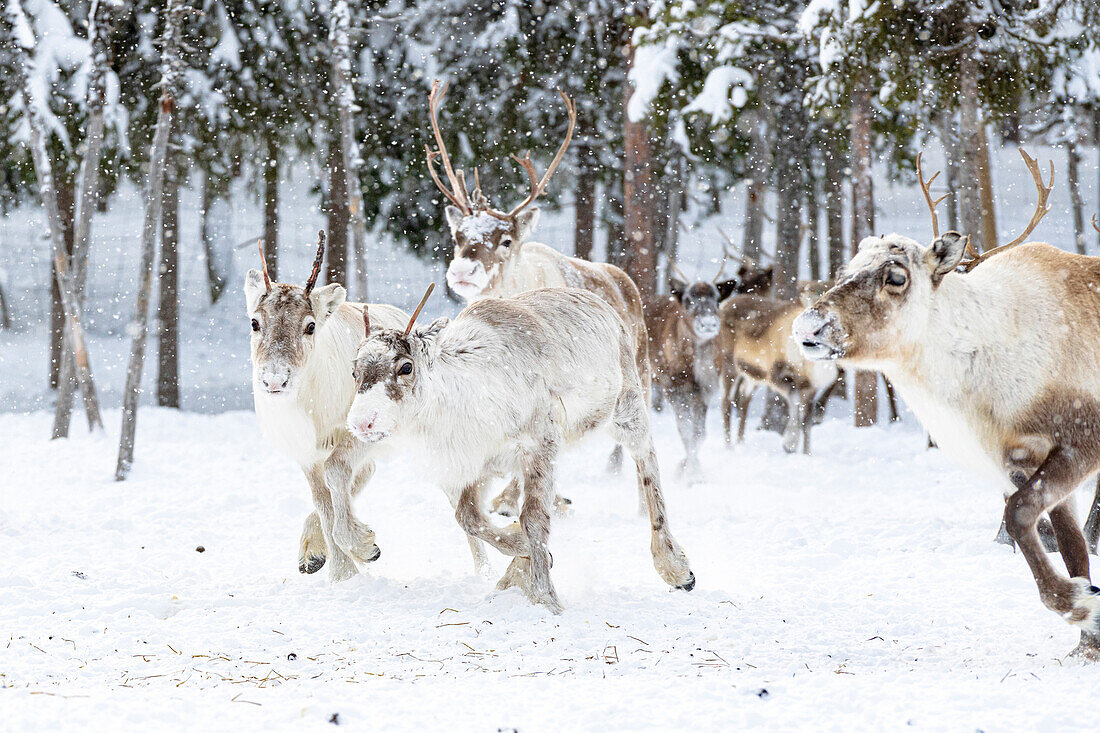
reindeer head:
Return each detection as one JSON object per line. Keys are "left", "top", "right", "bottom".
{"left": 795, "top": 149, "right": 1053, "bottom": 366}
{"left": 793, "top": 232, "right": 967, "bottom": 364}
{"left": 424, "top": 80, "right": 576, "bottom": 301}
{"left": 347, "top": 284, "right": 444, "bottom": 443}
{"left": 245, "top": 232, "right": 345, "bottom": 395}
{"left": 668, "top": 259, "right": 738, "bottom": 341}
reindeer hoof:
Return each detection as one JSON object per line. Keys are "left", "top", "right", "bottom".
{"left": 676, "top": 572, "right": 696, "bottom": 592}
{"left": 367, "top": 545, "right": 382, "bottom": 562}
{"left": 299, "top": 555, "right": 326, "bottom": 575}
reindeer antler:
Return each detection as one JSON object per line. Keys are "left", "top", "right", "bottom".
{"left": 1092, "top": 214, "right": 1099, "bottom": 235}
{"left": 257, "top": 238, "right": 271, "bottom": 293}
{"left": 484, "top": 89, "right": 577, "bottom": 221}
{"left": 303, "top": 230, "right": 326, "bottom": 296}
{"left": 404, "top": 282, "right": 436, "bottom": 336}
{"left": 426, "top": 80, "right": 471, "bottom": 214}
{"left": 669, "top": 261, "right": 690, "bottom": 283}
{"left": 362, "top": 305, "right": 370, "bottom": 337}
{"left": 961, "top": 148, "right": 1053, "bottom": 272}
{"left": 916, "top": 152, "right": 950, "bottom": 239}
{"left": 711, "top": 251, "right": 730, "bottom": 283}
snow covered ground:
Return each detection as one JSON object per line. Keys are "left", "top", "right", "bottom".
{"left": 2, "top": 144, "right": 1100, "bottom": 729}
{"left": 2, "top": 401, "right": 1099, "bottom": 730}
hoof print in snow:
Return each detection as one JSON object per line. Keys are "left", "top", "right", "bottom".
{"left": 195, "top": 545, "right": 205, "bottom": 553}
{"left": 71, "top": 571, "right": 87, "bottom": 580}
{"left": 300, "top": 555, "right": 326, "bottom": 574}
{"left": 756, "top": 688, "right": 769, "bottom": 699}
{"left": 328, "top": 713, "right": 340, "bottom": 725}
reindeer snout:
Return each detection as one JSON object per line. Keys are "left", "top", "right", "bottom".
{"left": 793, "top": 309, "right": 844, "bottom": 361}
{"left": 260, "top": 370, "right": 291, "bottom": 393}
{"left": 348, "top": 410, "right": 386, "bottom": 443}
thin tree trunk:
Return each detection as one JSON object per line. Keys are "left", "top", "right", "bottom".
{"left": 54, "top": 0, "right": 111, "bottom": 437}
{"left": 936, "top": 113, "right": 961, "bottom": 233}
{"left": 331, "top": 0, "right": 368, "bottom": 300}
{"left": 200, "top": 173, "right": 229, "bottom": 303}
{"left": 50, "top": 178, "right": 74, "bottom": 395}
{"left": 806, "top": 168, "right": 821, "bottom": 282}
{"left": 263, "top": 142, "right": 280, "bottom": 282}
{"left": 11, "top": 0, "right": 102, "bottom": 435}
{"left": 957, "top": 52, "right": 986, "bottom": 251}
{"left": 1096, "top": 108, "right": 1100, "bottom": 252}
{"left": 850, "top": 84, "right": 877, "bottom": 427}
{"left": 157, "top": 163, "right": 180, "bottom": 408}
{"left": 606, "top": 184, "right": 626, "bottom": 270}
{"left": 975, "top": 122, "right": 997, "bottom": 251}
{"left": 824, "top": 127, "right": 845, "bottom": 279}
{"left": 325, "top": 139, "right": 349, "bottom": 287}
{"left": 0, "top": 272, "right": 9, "bottom": 328}
{"left": 743, "top": 114, "right": 769, "bottom": 263}
{"left": 663, "top": 151, "right": 683, "bottom": 285}
{"left": 117, "top": 0, "right": 183, "bottom": 481}
{"left": 624, "top": 48, "right": 656, "bottom": 301}
{"left": 1066, "top": 108, "right": 1086, "bottom": 255}
{"left": 574, "top": 142, "right": 596, "bottom": 261}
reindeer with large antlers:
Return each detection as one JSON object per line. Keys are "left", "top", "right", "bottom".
{"left": 245, "top": 232, "right": 412, "bottom": 582}
{"left": 426, "top": 80, "right": 651, "bottom": 515}
{"left": 795, "top": 149, "right": 1100, "bottom": 659}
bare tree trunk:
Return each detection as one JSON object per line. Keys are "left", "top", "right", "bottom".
{"left": 824, "top": 127, "right": 845, "bottom": 279}
{"left": 157, "top": 162, "right": 179, "bottom": 408}
{"left": 1066, "top": 108, "right": 1086, "bottom": 255}
{"left": 806, "top": 168, "right": 821, "bottom": 281}
{"left": 663, "top": 150, "right": 684, "bottom": 285}
{"left": 330, "top": 0, "right": 368, "bottom": 300}
{"left": 263, "top": 142, "right": 280, "bottom": 282}
{"left": 50, "top": 178, "right": 74, "bottom": 396}
{"left": 574, "top": 142, "right": 596, "bottom": 261}
{"left": 624, "top": 48, "right": 656, "bottom": 301}
{"left": 0, "top": 275, "right": 9, "bottom": 329}
{"left": 850, "top": 84, "right": 877, "bottom": 427}
{"left": 957, "top": 52, "right": 986, "bottom": 251}
{"left": 117, "top": 0, "right": 183, "bottom": 481}
{"left": 743, "top": 113, "right": 769, "bottom": 263}
{"left": 936, "top": 113, "right": 961, "bottom": 232}
{"left": 325, "top": 139, "right": 349, "bottom": 287}
{"left": 200, "top": 173, "right": 229, "bottom": 303}
{"left": 975, "top": 122, "right": 997, "bottom": 251}
{"left": 12, "top": 0, "right": 103, "bottom": 436}
{"left": 1096, "top": 108, "right": 1100, "bottom": 252}
{"left": 606, "top": 177, "right": 626, "bottom": 269}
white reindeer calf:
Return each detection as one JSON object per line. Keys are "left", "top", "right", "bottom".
{"left": 346, "top": 285, "right": 695, "bottom": 612}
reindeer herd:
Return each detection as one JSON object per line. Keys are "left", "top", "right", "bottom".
{"left": 244, "top": 83, "right": 1100, "bottom": 660}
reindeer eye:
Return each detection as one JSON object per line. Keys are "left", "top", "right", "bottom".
{"left": 500, "top": 237, "right": 511, "bottom": 248}
{"left": 885, "top": 269, "right": 908, "bottom": 288}
{"left": 398, "top": 362, "right": 412, "bottom": 376}
{"left": 305, "top": 322, "right": 315, "bottom": 335}
{"left": 251, "top": 318, "right": 260, "bottom": 332}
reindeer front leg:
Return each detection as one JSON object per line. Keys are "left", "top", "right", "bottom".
{"left": 1003, "top": 447, "right": 1100, "bottom": 659}
{"left": 323, "top": 436, "right": 382, "bottom": 573}
{"left": 298, "top": 458, "right": 374, "bottom": 574}
{"left": 502, "top": 434, "right": 563, "bottom": 614}
{"left": 303, "top": 464, "right": 359, "bottom": 583}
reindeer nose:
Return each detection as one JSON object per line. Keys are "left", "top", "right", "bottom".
{"left": 263, "top": 375, "right": 289, "bottom": 392}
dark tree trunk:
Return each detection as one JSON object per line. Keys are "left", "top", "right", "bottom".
{"left": 663, "top": 150, "right": 684, "bottom": 285}
{"left": 200, "top": 173, "right": 229, "bottom": 303}
{"left": 850, "top": 84, "right": 877, "bottom": 427}
{"left": 263, "top": 141, "right": 280, "bottom": 281}
{"left": 957, "top": 51, "right": 988, "bottom": 252}
{"left": 975, "top": 122, "right": 997, "bottom": 251}
{"left": 772, "top": 63, "right": 806, "bottom": 303}
{"left": 0, "top": 276, "right": 9, "bottom": 329}
{"left": 623, "top": 47, "right": 656, "bottom": 300}
{"left": 574, "top": 144, "right": 596, "bottom": 261}
{"left": 936, "top": 113, "right": 961, "bottom": 232}
{"left": 1066, "top": 109, "right": 1086, "bottom": 255}
{"left": 824, "top": 127, "right": 845, "bottom": 279}
{"left": 48, "top": 179, "right": 75, "bottom": 390}
{"left": 157, "top": 164, "right": 180, "bottom": 408}
{"left": 325, "top": 139, "right": 349, "bottom": 287}
{"left": 743, "top": 113, "right": 769, "bottom": 263}
{"left": 806, "top": 168, "right": 821, "bottom": 282}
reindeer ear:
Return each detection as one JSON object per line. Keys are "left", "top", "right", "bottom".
{"left": 245, "top": 269, "right": 266, "bottom": 312}
{"left": 445, "top": 206, "right": 464, "bottom": 236}
{"left": 715, "top": 278, "right": 739, "bottom": 301}
{"left": 513, "top": 208, "right": 540, "bottom": 244}
{"left": 309, "top": 283, "right": 346, "bottom": 325}
{"left": 925, "top": 231, "right": 967, "bottom": 285}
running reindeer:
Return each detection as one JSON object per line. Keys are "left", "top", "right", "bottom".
{"left": 347, "top": 285, "right": 695, "bottom": 613}
{"left": 246, "top": 233, "right": 409, "bottom": 582}
{"left": 646, "top": 258, "right": 739, "bottom": 476}
{"left": 795, "top": 149, "right": 1100, "bottom": 658}
{"left": 426, "top": 80, "right": 650, "bottom": 515}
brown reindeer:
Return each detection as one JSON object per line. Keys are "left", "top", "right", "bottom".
{"left": 795, "top": 150, "right": 1100, "bottom": 658}
{"left": 717, "top": 294, "right": 839, "bottom": 454}
{"left": 426, "top": 80, "right": 650, "bottom": 514}
{"left": 646, "top": 259, "right": 739, "bottom": 477}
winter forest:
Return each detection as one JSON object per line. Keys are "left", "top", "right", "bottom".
{"left": 3, "top": 0, "right": 1100, "bottom": 729}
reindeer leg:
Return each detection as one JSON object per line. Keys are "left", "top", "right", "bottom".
{"left": 781, "top": 389, "right": 801, "bottom": 454}
{"left": 513, "top": 435, "right": 563, "bottom": 613}
{"left": 1003, "top": 448, "right": 1100, "bottom": 655}
{"left": 489, "top": 478, "right": 522, "bottom": 518}
{"left": 455, "top": 480, "right": 529, "bottom": 558}
{"left": 736, "top": 381, "right": 754, "bottom": 444}
{"left": 1085, "top": 476, "right": 1100, "bottom": 556}
{"left": 812, "top": 379, "right": 837, "bottom": 426}
{"left": 298, "top": 512, "right": 326, "bottom": 575}
{"left": 304, "top": 464, "right": 358, "bottom": 583}
{"left": 670, "top": 384, "right": 703, "bottom": 479}
{"left": 606, "top": 444, "right": 624, "bottom": 475}
{"left": 800, "top": 392, "right": 813, "bottom": 455}
{"left": 996, "top": 471, "right": 1060, "bottom": 552}
{"left": 882, "top": 376, "right": 901, "bottom": 423}
{"left": 720, "top": 375, "right": 735, "bottom": 446}
{"left": 613, "top": 383, "right": 694, "bottom": 591}
{"left": 324, "top": 439, "right": 382, "bottom": 569}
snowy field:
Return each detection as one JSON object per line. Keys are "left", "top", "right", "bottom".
{"left": 2, "top": 144, "right": 1100, "bottom": 729}
{"left": 3, "top": 403, "right": 1099, "bottom": 730}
